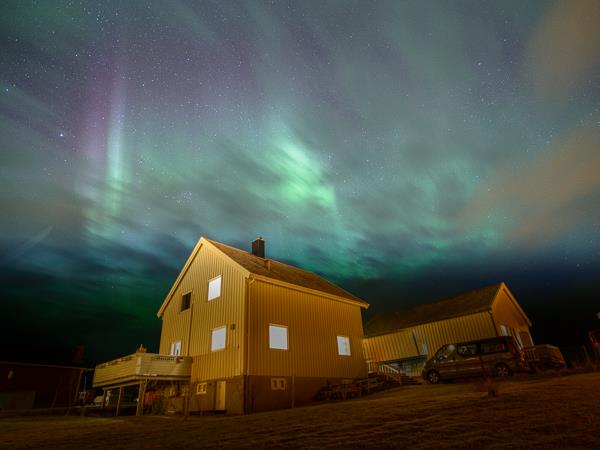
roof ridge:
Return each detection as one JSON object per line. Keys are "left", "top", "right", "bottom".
{"left": 208, "top": 238, "right": 343, "bottom": 279}
{"left": 364, "top": 283, "right": 502, "bottom": 336}
{"left": 407, "top": 283, "right": 502, "bottom": 310}
{"left": 205, "top": 237, "right": 367, "bottom": 306}
{"left": 207, "top": 238, "right": 284, "bottom": 264}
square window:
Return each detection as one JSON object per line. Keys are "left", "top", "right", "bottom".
{"left": 337, "top": 336, "right": 351, "bottom": 356}
{"left": 170, "top": 341, "right": 182, "bottom": 356}
{"left": 270, "top": 378, "right": 287, "bottom": 390}
{"left": 211, "top": 326, "right": 227, "bottom": 351}
{"left": 269, "top": 324, "right": 288, "bottom": 350}
{"left": 196, "top": 382, "right": 207, "bottom": 395}
{"left": 208, "top": 276, "right": 222, "bottom": 301}
{"left": 181, "top": 292, "right": 191, "bottom": 311}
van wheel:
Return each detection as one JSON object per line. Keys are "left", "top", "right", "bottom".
{"left": 427, "top": 370, "right": 441, "bottom": 384}
{"left": 494, "top": 363, "right": 511, "bottom": 377}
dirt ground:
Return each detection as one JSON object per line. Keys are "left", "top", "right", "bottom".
{"left": 1, "top": 372, "right": 599, "bottom": 449}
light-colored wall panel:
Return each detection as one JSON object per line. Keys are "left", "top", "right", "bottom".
{"left": 491, "top": 287, "right": 533, "bottom": 344}
{"left": 247, "top": 279, "right": 367, "bottom": 379}
{"left": 363, "top": 312, "right": 497, "bottom": 363}
{"left": 159, "top": 243, "right": 246, "bottom": 381}
{"left": 492, "top": 288, "right": 530, "bottom": 329}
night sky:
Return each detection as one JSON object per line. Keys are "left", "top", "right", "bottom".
{"left": 2, "top": 1, "right": 599, "bottom": 364}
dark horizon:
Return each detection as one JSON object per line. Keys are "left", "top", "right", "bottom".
{"left": 2, "top": 237, "right": 598, "bottom": 365}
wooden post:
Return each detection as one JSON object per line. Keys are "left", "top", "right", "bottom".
{"left": 67, "top": 368, "right": 84, "bottom": 416}
{"left": 80, "top": 372, "right": 87, "bottom": 417}
{"left": 291, "top": 375, "right": 295, "bottom": 409}
{"left": 183, "top": 395, "right": 190, "bottom": 420}
{"left": 582, "top": 345, "right": 591, "bottom": 366}
{"left": 101, "top": 389, "right": 107, "bottom": 409}
{"left": 136, "top": 380, "right": 147, "bottom": 416}
{"left": 115, "top": 386, "right": 123, "bottom": 416}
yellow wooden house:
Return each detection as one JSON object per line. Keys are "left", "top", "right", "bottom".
{"left": 362, "top": 283, "right": 533, "bottom": 376}
{"left": 155, "top": 236, "right": 369, "bottom": 413}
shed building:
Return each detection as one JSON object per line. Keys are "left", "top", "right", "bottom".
{"left": 0, "top": 361, "right": 87, "bottom": 410}
{"left": 362, "top": 283, "right": 533, "bottom": 376}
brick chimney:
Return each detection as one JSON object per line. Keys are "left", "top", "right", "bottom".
{"left": 251, "top": 237, "right": 265, "bottom": 258}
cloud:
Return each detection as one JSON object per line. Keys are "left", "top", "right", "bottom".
{"left": 1, "top": 226, "right": 53, "bottom": 264}
{"left": 460, "top": 125, "right": 600, "bottom": 246}
{"left": 524, "top": 0, "right": 600, "bottom": 97}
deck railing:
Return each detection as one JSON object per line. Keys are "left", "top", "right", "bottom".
{"left": 93, "top": 352, "right": 192, "bottom": 388}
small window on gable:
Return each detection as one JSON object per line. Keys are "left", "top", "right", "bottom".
{"left": 196, "top": 382, "right": 207, "bottom": 395}
{"left": 208, "top": 276, "right": 222, "bottom": 301}
{"left": 170, "top": 341, "right": 182, "bottom": 356}
{"left": 269, "top": 324, "right": 288, "bottom": 350}
{"left": 181, "top": 292, "right": 191, "bottom": 311}
{"left": 271, "top": 378, "right": 287, "bottom": 390}
{"left": 337, "top": 336, "right": 351, "bottom": 356}
{"left": 211, "top": 326, "right": 227, "bottom": 352}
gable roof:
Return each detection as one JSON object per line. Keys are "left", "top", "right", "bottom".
{"left": 364, "top": 283, "right": 503, "bottom": 336}
{"left": 206, "top": 239, "right": 367, "bottom": 307}
{"left": 157, "top": 237, "right": 368, "bottom": 316}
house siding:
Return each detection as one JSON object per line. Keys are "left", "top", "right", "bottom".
{"left": 247, "top": 279, "right": 367, "bottom": 379}
{"left": 491, "top": 287, "right": 533, "bottom": 346}
{"left": 158, "top": 243, "right": 247, "bottom": 381}
{"left": 363, "top": 311, "right": 498, "bottom": 365}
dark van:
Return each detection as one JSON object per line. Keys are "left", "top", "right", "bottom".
{"left": 422, "top": 336, "right": 527, "bottom": 384}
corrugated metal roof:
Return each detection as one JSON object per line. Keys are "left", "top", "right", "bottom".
{"left": 207, "top": 239, "right": 368, "bottom": 306}
{"left": 364, "top": 283, "right": 502, "bottom": 336}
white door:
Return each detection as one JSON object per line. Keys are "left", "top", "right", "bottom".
{"left": 215, "top": 381, "right": 226, "bottom": 411}
{"left": 170, "top": 341, "right": 181, "bottom": 356}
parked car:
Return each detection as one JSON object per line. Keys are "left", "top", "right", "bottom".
{"left": 422, "top": 336, "right": 528, "bottom": 384}
{"left": 522, "top": 344, "right": 566, "bottom": 370}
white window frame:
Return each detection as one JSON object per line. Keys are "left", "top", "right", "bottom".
{"left": 211, "top": 326, "right": 227, "bottom": 352}
{"left": 337, "top": 335, "right": 351, "bottom": 356}
{"left": 269, "top": 324, "right": 288, "bottom": 350}
{"left": 196, "top": 382, "right": 207, "bottom": 395}
{"left": 207, "top": 275, "right": 222, "bottom": 301}
{"left": 170, "top": 340, "right": 182, "bottom": 356}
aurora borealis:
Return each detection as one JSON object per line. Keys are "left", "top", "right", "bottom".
{"left": 1, "top": 1, "right": 599, "bottom": 363}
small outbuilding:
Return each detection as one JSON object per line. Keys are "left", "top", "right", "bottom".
{"left": 362, "top": 283, "right": 533, "bottom": 376}
{"left": 0, "top": 361, "right": 88, "bottom": 410}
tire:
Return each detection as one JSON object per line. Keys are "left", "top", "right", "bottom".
{"left": 427, "top": 370, "right": 441, "bottom": 384}
{"left": 494, "top": 363, "right": 511, "bottom": 378}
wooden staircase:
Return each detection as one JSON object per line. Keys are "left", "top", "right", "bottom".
{"left": 369, "top": 362, "right": 422, "bottom": 386}
{"left": 315, "top": 362, "right": 422, "bottom": 401}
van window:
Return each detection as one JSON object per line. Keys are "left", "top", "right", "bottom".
{"left": 457, "top": 343, "right": 478, "bottom": 356}
{"left": 481, "top": 339, "right": 507, "bottom": 354}
{"left": 435, "top": 344, "right": 455, "bottom": 359}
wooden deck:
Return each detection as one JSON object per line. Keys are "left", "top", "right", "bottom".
{"left": 92, "top": 353, "right": 192, "bottom": 388}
